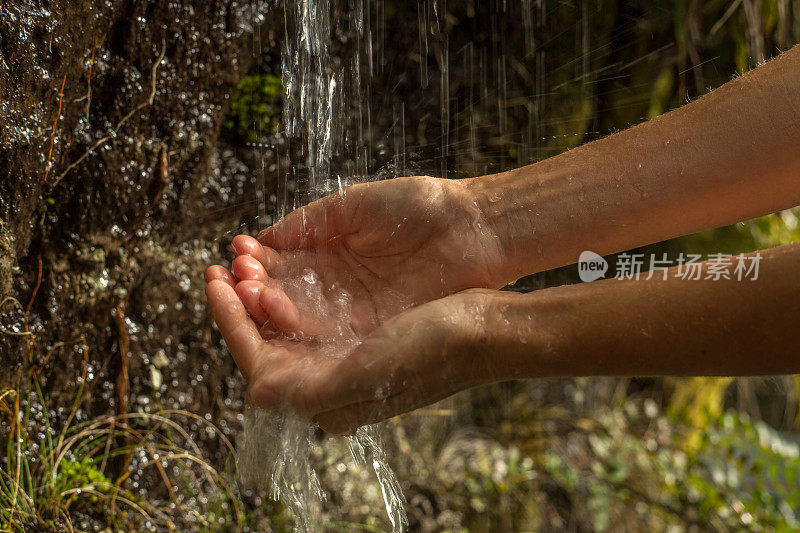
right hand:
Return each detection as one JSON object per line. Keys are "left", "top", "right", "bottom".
{"left": 207, "top": 176, "right": 507, "bottom": 339}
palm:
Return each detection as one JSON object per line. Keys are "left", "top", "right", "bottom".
{"left": 266, "top": 177, "right": 503, "bottom": 336}
{"left": 204, "top": 177, "right": 504, "bottom": 427}
{"left": 204, "top": 274, "right": 488, "bottom": 432}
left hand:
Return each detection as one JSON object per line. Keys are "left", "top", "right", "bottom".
{"left": 205, "top": 277, "right": 492, "bottom": 434}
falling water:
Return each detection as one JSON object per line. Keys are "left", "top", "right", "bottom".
{"left": 235, "top": 0, "right": 607, "bottom": 529}
{"left": 237, "top": 1, "right": 407, "bottom": 531}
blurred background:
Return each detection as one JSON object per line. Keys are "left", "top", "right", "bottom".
{"left": 2, "top": 0, "right": 800, "bottom": 530}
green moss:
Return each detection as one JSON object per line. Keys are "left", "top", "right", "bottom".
{"left": 224, "top": 73, "right": 283, "bottom": 144}
{"left": 55, "top": 456, "right": 113, "bottom": 505}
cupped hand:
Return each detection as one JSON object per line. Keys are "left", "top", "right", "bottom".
{"left": 248, "top": 176, "right": 506, "bottom": 334}
{"left": 205, "top": 275, "right": 492, "bottom": 434}
{"left": 204, "top": 176, "right": 505, "bottom": 432}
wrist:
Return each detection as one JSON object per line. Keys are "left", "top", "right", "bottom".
{"left": 444, "top": 288, "right": 558, "bottom": 385}
{"left": 463, "top": 287, "right": 572, "bottom": 382}
{"left": 435, "top": 288, "right": 500, "bottom": 386}
{"left": 460, "top": 170, "right": 542, "bottom": 285}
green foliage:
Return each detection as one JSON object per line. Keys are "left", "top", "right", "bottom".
{"left": 673, "top": 207, "right": 800, "bottom": 256}
{"left": 54, "top": 456, "right": 112, "bottom": 505}
{"left": 224, "top": 73, "right": 283, "bottom": 144}
{"left": 647, "top": 68, "right": 675, "bottom": 119}
{"left": 688, "top": 411, "right": 800, "bottom": 529}
{"left": 537, "top": 401, "right": 800, "bottom": 531}
{"left": 462, "top": 445, "right": 536, "bottom": 512}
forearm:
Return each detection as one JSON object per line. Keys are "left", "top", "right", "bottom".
{"left": 464, "top": 45, "right": 800, "bottom": 285}
{"left": 474, "top": 241, "right": 800, "bottom": 380}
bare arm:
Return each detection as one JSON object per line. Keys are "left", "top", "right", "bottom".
{"left": 466, "top": 45, "right": 800, "bottom": 286}
{"left": 477, "top": 241, "right": 800, "bottom": 380}
{"left": 205, "top": 47, "right": 800, "bottom": 434}
{"left": 268, "top": 241, "right": 800, "bottom": 434}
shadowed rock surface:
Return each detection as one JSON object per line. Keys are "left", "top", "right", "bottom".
{"left": 0, "top": 1, "right": 278, "bottom": 449}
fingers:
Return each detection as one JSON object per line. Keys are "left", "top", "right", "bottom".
{"left": 231, "top": 234, "right": 281, "bottom": 274}
{"left": 258, "top": 188, "right": 360, "bottom": 249}
{"left": 204, "top": 265, "right": 236, "bottom": 287}
{"left": 233, "top": 278, "right": 302, "bottom": 332}
{"left": 205, "top": 280, "right": 268, "bottom": 381}
{"left": 231, "top": 254, "right": 270, "bottom": 282}
{"left": 206, "top": 235, "right": 281, "bottom": 288}
{"left": 259, "top": 287, "right": 301, "bottom": 331}
{"left": 233, "top": 280, "right": 271, "bottom": 326}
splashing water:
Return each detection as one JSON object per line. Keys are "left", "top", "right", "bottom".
{"left": 237, "top": 1, "right": 408, "bottom": 531}
{"left": 239, "top": 410, "right": 407, "bottom": 532}
{"left": 240, "top": 410, "right": 325, "bottom": 531}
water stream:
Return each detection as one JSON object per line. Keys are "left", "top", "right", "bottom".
{"left": 237, "top": 1, "right": 407, "bottom": 531}
{"left": 236, "top": 1, "right": 601, "bottom": 529}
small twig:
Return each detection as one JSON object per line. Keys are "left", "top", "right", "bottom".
{"left": 113, "top": 300, "right": 132, "bottom": 485}
{"left": 158, "top": 144, "right": 169, "bottom": 191}
{"left": 114, "top": 301, "right": 130, "bottom": 419}
{"left": 143, "top": 143, "right": 171, "bottom": 220}
{"left": 0, "top": 297, "right": 32, "bottom": 337}
{"left": 51, "top": 40, "right": 167, "bottom": 188}
{"left": 43, "top": 74, "right": 67, "bottom": 182}
{"left": 710, "top": 0, "right": 743, "bottom": 36}
{"left": 0, "top": 388, "right": 16, "bottom": 414}
{"left": 150, "top": 449, "right": 196, "bottom": 524}
{"left": 25, "top": 255, "right": 42, "bottom": 314}
{"left": 61, "top": 485, "right": 159, "bottom": 527}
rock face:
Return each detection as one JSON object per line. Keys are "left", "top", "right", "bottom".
{"left": 0, "top": 1, "right": 275, "bottom": 436}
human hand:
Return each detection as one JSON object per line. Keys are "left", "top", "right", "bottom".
{"left": 219, "top": 176, "right": 505, "bottom": 338}
{"left": 204, "top": 277, "right": 493, "bottom": 434}
{"left": 204, "top": 176, "right": 506, "bottom": 432}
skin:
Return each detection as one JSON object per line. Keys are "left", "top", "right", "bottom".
{"left": 209, "top": 177, "right": 504, "bottom": 338}
{"left": 205, "top": 44, "right": 800, "bottom": 435}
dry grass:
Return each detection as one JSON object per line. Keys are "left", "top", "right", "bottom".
{"left": 0, "top": 298, "right": 244, "bottom": 532}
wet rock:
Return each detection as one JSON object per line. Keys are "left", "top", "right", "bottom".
{"left": 0, "top": 2, "right": 280, "bottom": 501}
